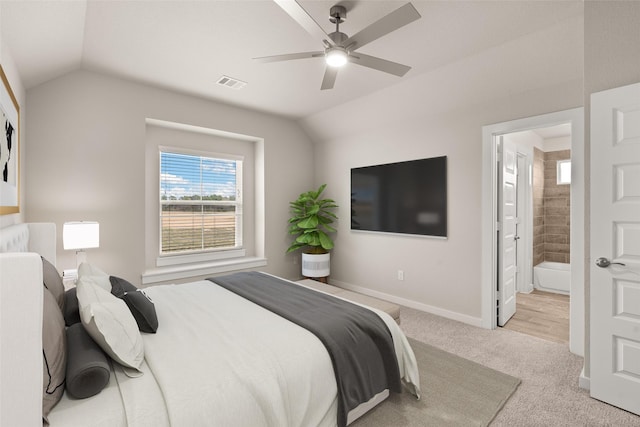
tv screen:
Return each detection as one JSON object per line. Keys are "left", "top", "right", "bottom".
{"left": 351, "top": 156, "right": 447, "bottom": 237}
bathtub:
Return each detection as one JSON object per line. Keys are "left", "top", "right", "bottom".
{"left": 533, "top": 262, "right": 570, "bottom": 294}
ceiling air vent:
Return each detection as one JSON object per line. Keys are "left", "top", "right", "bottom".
{"left": 216, "top": 75, "right": 247, "bottom": 90}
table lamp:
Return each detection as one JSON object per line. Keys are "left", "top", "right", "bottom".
{"left": 63, "top": 221, "right": 100, "bottom": 268}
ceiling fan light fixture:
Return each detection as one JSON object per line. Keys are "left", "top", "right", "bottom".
{"left": 325, "top": 47, "right": 348, "bottom": 67}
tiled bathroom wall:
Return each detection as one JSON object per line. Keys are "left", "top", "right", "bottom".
{"left": 543, "top": 150, "right": 571, "bottom": 263}
{"left": 532, "top": 148, "right": 571, "bottom": 265}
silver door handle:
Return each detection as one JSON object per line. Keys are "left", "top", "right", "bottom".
{"left": 595, "top": 257, "right": 626, "bottom": 268}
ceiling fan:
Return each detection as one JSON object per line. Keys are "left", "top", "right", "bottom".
{"left": 254, "top": 0, "right": 421, "bottom": 90}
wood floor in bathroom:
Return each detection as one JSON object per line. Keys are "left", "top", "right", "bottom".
{"left": 502, "top": 289, "right": 570, "bottom": 343}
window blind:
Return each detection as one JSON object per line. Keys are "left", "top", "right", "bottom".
{"left": 160, "top": 151, "right": 242, "bottom": 254}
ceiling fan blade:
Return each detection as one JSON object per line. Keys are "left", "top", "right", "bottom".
{"left": 349, "top": 53, "right": 411, "bottom": 77}
{"left": 344, "top": 3, "right": 420, "bottom": 50}
{"left": 320, "top": 66, "right": 338, "bottom": 90}
{"left": 274, "top": 0, "right": 334, "bottom": 47}
{"left": 254, "top": 51, "right": 324, "bottom": 63}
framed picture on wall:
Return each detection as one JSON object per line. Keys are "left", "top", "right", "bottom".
{"left": 0, "top": 64, "right": 20, "bottom": 215}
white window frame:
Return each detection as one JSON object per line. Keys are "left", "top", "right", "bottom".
{"left": 557, "top": 159, "right": 571, "bottom": 185}
{"left": 142, "top": 118, "right": 266, "bottom": 286}
{"left": 157, "top": 146, "right": 246, "bottom": 267}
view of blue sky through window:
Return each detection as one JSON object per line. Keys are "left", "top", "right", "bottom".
{"left": 160, "top": 152, "right": 237, "bottom": 200}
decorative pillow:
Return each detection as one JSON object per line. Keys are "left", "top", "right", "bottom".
{"left": 65, "top": 323, "right": 110, "bottom": 399}
{"left": 77, "top": 262, "right": 111, "bottom": 291}
{"left": 110, "top": 276, "right": 158, "bottom": 333}
{"left": 63, "top": 288, "right": 81, "bottom": 326}
{"left": 42, "top": 287, "right": 66, "bottom": 422}
{"left": 76, "top": 277, "right": 144, "bottom": 372}
{"left": 109, "top": 275, "right": 138, "bottom": 297}
{"left": 42, "top": 257, "right": 64, "bottom": 310}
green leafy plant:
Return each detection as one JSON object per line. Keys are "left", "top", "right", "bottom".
{"left": 286, "top": 184, "right": 338, "bottom": 254}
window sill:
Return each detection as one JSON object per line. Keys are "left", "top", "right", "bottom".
{"left": 156, "top": 249, "right": 246, "bottom": 267}
{"left": 141, "top": 256, "right": 267, "bottom": 285}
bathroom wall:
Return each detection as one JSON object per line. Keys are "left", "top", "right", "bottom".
{"left": 532, "top": 147, "right": 572, "bottom": 266}
{"left": 543, "top": 149, "right": 571, "bottom": 263}
{"left": 533, "top": 147, "right": 545, "bottom": 265}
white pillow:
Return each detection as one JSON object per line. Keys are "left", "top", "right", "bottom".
{"left": 78, "top": 262, "right": 112, "bottom": 291}
{"left": 76, "top": 278, "right": 144, "bottom": 371}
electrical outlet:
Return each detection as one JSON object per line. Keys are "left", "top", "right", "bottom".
{"left": 397, "top": 270, "right": 404, "bottom": 281}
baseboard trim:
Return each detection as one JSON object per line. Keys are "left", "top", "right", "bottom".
{"left": 579, "top": 367, "right": 590, "bottom": 390}
{"left": 330, "top": 279, "right": 483, "bottom": 328}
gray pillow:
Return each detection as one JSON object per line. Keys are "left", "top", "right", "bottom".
{"left": 109, "top": 275, "right": 137, "bottom": 297}
{"left": 65, "top": 323, "right": 110, "bottom": 399}
{"left": 42, "top": 257, "right": 64, "bottom": 310}
{"left": 42, "top": 287, "right": 66, "bottom": 422}
{"left": 63, "top": 288, "right": 81, "bottom": 326}
{"left": 110, "top": 276, "right": 158, "bottom": 333}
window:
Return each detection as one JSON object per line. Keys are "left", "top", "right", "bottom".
{"left": 557, "top": 159, "right": 571, "bottom": 185}
{"left": 143, "top": 119, "right": 265, "bottom": 285}
{"left": 160, "top": 150, "right": 243, "bottom": 256}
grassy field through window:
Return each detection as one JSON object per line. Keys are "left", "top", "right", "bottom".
{"left": 161, "top": 213, "right": 236, "bottom": 252}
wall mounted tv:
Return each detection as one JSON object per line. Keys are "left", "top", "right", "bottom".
{"left": 351, "top": 156, "right": 447, "bottom": 238}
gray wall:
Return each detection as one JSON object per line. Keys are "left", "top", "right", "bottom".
{"left": 25, "top": 70, "right": 316, "bottom": 284}
{"left": 302, "top": 15, "right": 584, "bottom": 324}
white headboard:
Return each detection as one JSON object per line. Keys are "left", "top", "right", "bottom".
{"left": 0, "top": 222, "right": 57, "bottom": 265}
{"left": 0, "top": 222, "right": 56, "bottom": 426}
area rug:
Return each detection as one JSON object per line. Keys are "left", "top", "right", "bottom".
{"left": 353, "top": 338, "right": 521, "bottom": 427}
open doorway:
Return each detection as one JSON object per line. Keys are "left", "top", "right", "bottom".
{"left": 498, "top": 124, "right": 572, "bottom": 343}
{"left": 481, "top": 107, "right": 585, "bottom": 356}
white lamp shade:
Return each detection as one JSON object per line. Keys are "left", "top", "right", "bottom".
{"left": 63, "top": 222, "right": 100, "bottom": 250}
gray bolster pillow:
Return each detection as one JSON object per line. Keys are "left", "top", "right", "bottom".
{"left": 65, "top": 323, "right": 111, "bottom": 399}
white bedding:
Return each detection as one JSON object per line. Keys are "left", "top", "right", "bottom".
{"left": 142, "top": 280, "right": 339, "bottom": 427}
{"left": 48, "top": 278, "right": 420, "bottom": 427}
{"left": 48, "top": 359, "right": 167, "bottom": 427}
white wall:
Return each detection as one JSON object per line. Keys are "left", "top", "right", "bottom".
{"left": 25, "top": 70, "right": 316, "bottom": 284}
{"left": 543, "top": 136, "right": 571, "bottom": 152}
{"left": 302, "top": 15, "right": 584, "bottom": 324}
{"left": 0, "top": 24, "right": 26, "bottom": 228}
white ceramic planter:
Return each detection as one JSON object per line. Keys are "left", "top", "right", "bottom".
{"left": 301, "top": 252, "right": 330, "bottom": 278}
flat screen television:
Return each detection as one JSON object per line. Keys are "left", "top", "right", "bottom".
{"left": 351, "top": 156, "right": 447, "bottom": 237}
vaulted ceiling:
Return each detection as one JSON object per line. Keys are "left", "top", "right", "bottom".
{"left": 1, "top": 1, "right": 583, "bottom": 119}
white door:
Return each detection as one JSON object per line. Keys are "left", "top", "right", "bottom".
{"left": 590, "top": 82, "right": 640, "bottom": 415}
{"left": 498, "top": 137, "right": 518, "bottom": 326}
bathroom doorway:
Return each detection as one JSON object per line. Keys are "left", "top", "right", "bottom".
{"left": 498, "top": 125, "right": 572, "bottom": 342}
{"left": 481, "top": 108, "right": 584, "bottom": 356}
{"left": 496, "top": 124, "right": 571, "bottom": 323}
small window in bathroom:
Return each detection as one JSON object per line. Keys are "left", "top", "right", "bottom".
{"left": 557, "top": 160, "right": 571, "bottom": 185}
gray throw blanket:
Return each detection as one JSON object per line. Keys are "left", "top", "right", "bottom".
{"left": 208, "top": 272, "right": 401, "bottom": 427}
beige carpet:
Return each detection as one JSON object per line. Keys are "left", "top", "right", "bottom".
{"left": 353, "top": 338, "right": 520, "bottom": 427}
{"left": 399, "top": 306, "right": 640, "bottom": 426}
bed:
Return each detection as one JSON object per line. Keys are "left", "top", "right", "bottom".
{"left": 0, "top": 222, "right": 420, "bottom": 427}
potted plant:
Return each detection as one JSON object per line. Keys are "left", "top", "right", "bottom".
{"left": 286, "top": 184, "right": 338, "bottom": 279}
